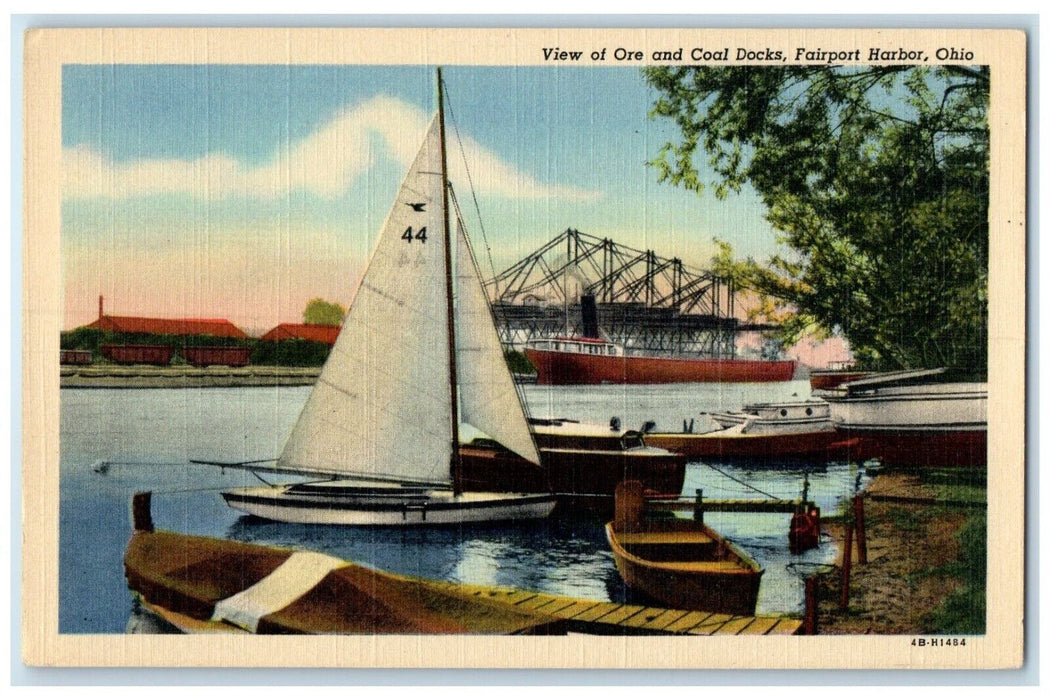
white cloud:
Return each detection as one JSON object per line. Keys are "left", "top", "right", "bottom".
{"left": 63, "top": 96, "right": 601, "bottom": 202}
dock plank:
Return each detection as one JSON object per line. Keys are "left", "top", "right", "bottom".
{"left": 570, "top": 602, "right": 624, "bottom": 623}
{"left": 515, "top": 595, "right": 563, "bottom": 611}
{"left": 554, "top": 600, "right": 605, "bottom": 619}
{"left": 421, "top": 575, "right": 800, "bottom": 636}
{"left": 592, "top": 605, "right": 647, "bottom": 625}
{"left": 683, "top": 612, "right": 734, "bottom": 635}
{"left": 739, "top": 616, "right": 780, "bottom": 635}
{"left": 639, "top": 608, "right": 691, "bottom": 631}
{"left": 660, "top": 610, "right": 717, "bottom": 632}
{"left": 765, "top": 619, "right": 804, "bottom": 635}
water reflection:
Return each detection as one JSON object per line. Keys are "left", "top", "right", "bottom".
{"left": 61, "top": 384, "right": 867, "bottom": 633}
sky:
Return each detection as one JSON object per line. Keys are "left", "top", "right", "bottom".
{"left": 62, "top": 64, "right": 792, "bottom": 337}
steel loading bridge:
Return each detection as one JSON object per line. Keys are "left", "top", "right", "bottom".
{"left": 486, "top": 228, "right": 772, "bottom": 359}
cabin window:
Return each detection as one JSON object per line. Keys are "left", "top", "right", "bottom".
{"left": 780, "top": 409, "right": 788, "bottom": 417}
{"left": 805, "top": 407, "right": 813, "bottom": 416}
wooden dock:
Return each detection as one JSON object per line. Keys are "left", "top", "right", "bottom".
{"left": 427, "top": 580, "right": 802, "bottom": 636}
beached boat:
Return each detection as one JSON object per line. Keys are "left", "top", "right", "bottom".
{"left": 524, "top": 336, "right": 796, "bottom": 385}
{"left": 605, "top": 481, "right": 763, "bottom": 615}
{"left": 216, "top": 71, "right": 554, "bottom": 525}
{"left": 124, "top": 495, "right": 562, "bottom": 634}
{"left": 820, "top": 368, "right": 988, "bottom": 467}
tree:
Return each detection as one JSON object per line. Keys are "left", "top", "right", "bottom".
{"left": 302, "top": 298, "right": 346, "bottom": 326}
{"left": 646, "top": 66, "right": 989, "bottom": 374}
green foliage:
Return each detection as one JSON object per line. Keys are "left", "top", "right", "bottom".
{"left": 646, "top": 66, "right": 989, "bottom": 374}
{"left": 303, "top": 298, "right": 346, "bottom": 326}
{"left": 923, "top": 511, "right": 987, "bottom": 634}
{"left": 61, "top": 327, "right": 105, "bottom": 357}
{"left": 251, "top": 339, "right": 332, "bottom": 367}
{"left": 504, "top": 350, "right": 536, "bottom": 375}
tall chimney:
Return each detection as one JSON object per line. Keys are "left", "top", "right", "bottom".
{"left": 98, "top": 295, "right": 104, "bottom": 320}
{"left": 580, "top": 294, "right": 600, "bottom": 339}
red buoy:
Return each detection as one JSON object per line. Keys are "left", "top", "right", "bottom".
{"left": 789, "top": 506, "right": 821, "bottom": 553}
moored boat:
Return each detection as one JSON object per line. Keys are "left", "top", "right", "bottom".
{"left": 124, "top": 494, "right": 563, "bottom": 634}
{"left": 605, "top": 481, "right": 763, "bottom": 615}
{"left": 820, "top": 369, "right": 987, "bottom": 468}
{"left": 643, "top": 399, "right": 856, "bottom": 462}
{"left": 208, "top": 70, "right": 555, "bottom": 525}
{"left": 644, "top": 425, "right": 856, "bottom": 462}
{"left": 453, "top": 417, "right": 687, "bottom": 502}
{"left": 709, "top": 399, "right": 831, "bottom": 431}
{"left": 524, "top": 336, "right": 797, "bottom": 385}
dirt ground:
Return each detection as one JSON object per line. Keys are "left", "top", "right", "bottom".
{"left": 816, "top": 470, "right": 981, "bottom": 635}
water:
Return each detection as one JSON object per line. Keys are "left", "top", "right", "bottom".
{"left": 59, "top": 381, "right": 863, "bottom": 633}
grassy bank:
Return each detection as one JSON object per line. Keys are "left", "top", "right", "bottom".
{"left": 817, "top": 467, "right": 987, "bottom": 635}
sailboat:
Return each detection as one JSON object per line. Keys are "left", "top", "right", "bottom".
{"left": 220, "top": 72, "right": 555, "bottom": 525}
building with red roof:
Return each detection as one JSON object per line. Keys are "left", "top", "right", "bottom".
{"left": 84, "top": 297, "right": 248, "bottom": 339}
{"left": 261, "top": 323, "right": 341, "bottom": 345}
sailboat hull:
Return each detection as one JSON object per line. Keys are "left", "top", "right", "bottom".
{"left": 222, "top": 484, "right": 556, "bottom": 526}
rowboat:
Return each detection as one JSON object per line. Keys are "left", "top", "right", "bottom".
{"left": 605, "top": 481, "right": 763, "bottom": 616}
{"left": 124, "top": 494, "right": 563, "bottom": 634}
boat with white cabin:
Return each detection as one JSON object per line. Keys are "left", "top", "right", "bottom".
{"left": 709, "top": 399, "right": 832, "bottom": 433}
{"left": 819, "top": 368, "right": 987, "bottom": 467}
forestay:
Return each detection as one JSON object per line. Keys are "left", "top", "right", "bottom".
{"left": 278, "top": 117, "right": 454, "bottom": 485}
{"left": 454, "top": 222, "right": 542, "bottom": 466}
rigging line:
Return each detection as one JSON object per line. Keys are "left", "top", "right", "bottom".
{"left": 698, "top": 462, "right": 785, "bottom": 501}
{"left": 139, "top": 485, "right": 236, "bottom": 496}
{"left": 440, "top": 76, "right": 501, "bottom": 297}
{"left": 92, "top": 460, "right": 195, "bottom": 467}
{"left": 448, "top": 187, "right": 538, "bottom": 424}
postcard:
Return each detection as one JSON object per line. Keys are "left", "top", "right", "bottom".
{"left": 21, "top": 26, "right": 1025, "bottom": 669}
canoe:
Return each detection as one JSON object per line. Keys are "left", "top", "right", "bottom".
{"left": 124, "top": 494, "right": 563, "bottom": 635}
{"left": 605, "top": 481, "right": 763, "bottom": 616}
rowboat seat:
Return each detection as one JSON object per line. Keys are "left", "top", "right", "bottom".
{"left": 616, "top": 531, "right": 714, "bottom": 545}
{"left": 657, "top": 560, "right": 752, "bottom": 572}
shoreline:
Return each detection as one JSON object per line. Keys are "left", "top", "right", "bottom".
{"left": 60, "top": 365, "right": 321, "bottom": 388}
{"left": 816, "top": 469, "right": 986, "bottom": 635}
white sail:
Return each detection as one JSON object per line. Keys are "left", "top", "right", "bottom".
{"left": 454, "top": 222, "right": 542, "bottom": 465}
{"left": 278, "top": 116, "right": 453, "bottom": 484}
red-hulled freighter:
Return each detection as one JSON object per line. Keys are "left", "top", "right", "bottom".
{"left": 523, "top": 336, "right": 796, "bottom": 385}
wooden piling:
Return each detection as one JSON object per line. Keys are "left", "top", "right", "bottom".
{"left": 853, "top": 495, "right": 868, "bottom": 565}
{"left": 132, "top": 492, "right": 154, "bottom": 532}
{"left": 614, "top": 480, "right": 645, "bottom": 533}
{"left": 693, "top": 489, "right": 704, "bottom": 524}
{"left": 840, "top": 522, "right": 853, "bottom": 610}
{"left": 803, "top": 575, "right": 819, "bottom": 635}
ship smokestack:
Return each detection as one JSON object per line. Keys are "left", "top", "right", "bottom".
{"left": 580, "top": 294, "right": 599, "bottom": 339}
{"left": 99, "top": 295, "right": 104, "bottom": 320}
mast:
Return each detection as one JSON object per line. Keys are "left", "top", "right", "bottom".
{"left": 437, "top": 67, "right": 462, "bottom": 493}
